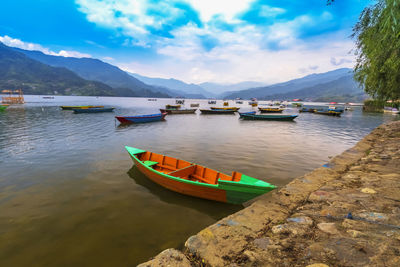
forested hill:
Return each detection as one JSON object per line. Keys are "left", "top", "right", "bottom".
{"left": 13, "top": 46, "right": 170, "bottom": 97}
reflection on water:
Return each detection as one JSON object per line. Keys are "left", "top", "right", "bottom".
{"left": 127, "top": 167, "right": 241, "bottom": 220}
{"left": 0, "top": 95, "right": 397, "bottom": 265}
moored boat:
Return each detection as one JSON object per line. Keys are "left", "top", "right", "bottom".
{"left": 314, "top": 110, "right": 341, "bottom": 116}
{"left": 61, "top": 105, "right": 104, "bottom": 110}
{"left": 166, "top": 104, "right": 181, "bottom": 109}
{"left": 73, "top": 107, "right": 115, "bottom": 113}
{"left": 299, "top": 107, "right": 316, "bottom": 113}
{"left": 190, "top": 103, "right": 200, "bottom": 107}
{"left": 258, "top": 107, "right": 283, "bottom": 113}
{"left": 240, "top": 113, "right": 298, "bottom": 121}
{"left": 160, "top": 108, "right": 197, "bottom": 114}
{"left": 200, "top": 109, "right": 236, "bottom": 114}
{"left": 210, "top": 107, "right": 240, "bottom": 111}
{"left": 125, "top": 146, "right": 276, "bottom": 204}
{"left": 116, "top": 112, "right": 167, "bottom": 123}
{"left": 383, "top": 106, "right": 400, "bottom": 114}
{"left": 238, "top": 111, "right": 256, "bottom": 117}
{"left": 0, "top": 104, "right": 9, "bottom": 111}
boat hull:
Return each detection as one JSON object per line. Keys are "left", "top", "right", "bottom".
{"left": 125, "top": 147, "right": 276, "bottom": 204}
{"left": 240, "top": 114, "right": 298, "bottom": 121}
{"left": 73, "top": 107, "right": 114, "bottom": 113}
{"left": 160, "top": 108, "right": 196, "bottom": 114}
{"left": 258, "top": 108, "right": 283, "bottom": 113}
{"left": 116, "top": 113, "right": 167, "bottom": 123}
{"left": 0, "top": 105, "right": 9, "bottom": 111}
{"left": 200, "top": 109, "right": 236, "bottom": 114}
{"left": 61, "top": 105, "right": 104, "bottom": 110}
{"left": 314, "top": 111, "right": 341, "bottom": 116}
{"left": 210, "top": 107, "right": 240, "bottom": 111}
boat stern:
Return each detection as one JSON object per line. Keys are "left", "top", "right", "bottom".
{"left": 218, "top": 175, "right": 276, "bottom": 204}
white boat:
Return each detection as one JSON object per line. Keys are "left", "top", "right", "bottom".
{"left": 384, "top": 107, "right": 400, "bottom": 114}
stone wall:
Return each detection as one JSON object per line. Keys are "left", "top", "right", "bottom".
{"left": 139, "top": 121, "right": 400, "bottom": 267}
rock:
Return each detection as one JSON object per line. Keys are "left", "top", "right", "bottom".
{"left": 309, "top": 191, "right": 332, "bottom": 202}
{"left": 243, "top": 250, "right": 257, "bottom": 262}
{"left": 253, "top": 237, "right": 270, "bottom": 250}
{"left": 286, "top": 216, "right": 313, "bottom": 226}
{"left": 346, "top": 229, "right": 364, "bottom": 238}
{"left": 361, "top": 188, "right": 377, "bottom": 194}
{"left": 272, "top": 224, "right": 289, "bottom": 234}
{"left": 357, "top": 212, "right": 388, "bottom": 222}
{"left": 137, "top": 249, "right": 191, "bottom": 267}
{"left": 317, "top": 223, "right": 339, "bottom": 234}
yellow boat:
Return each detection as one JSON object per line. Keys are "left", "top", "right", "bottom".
{"left": 210, "top": 107, "right": 240, "bottom": 111}
{"left": 258, "top": 107, "right": 284, "bottom": 113}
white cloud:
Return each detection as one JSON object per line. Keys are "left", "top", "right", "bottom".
{"left": 0, "top": 35, "right": 91, "bottom": 58}
{"left": 120, "top": 30, "right": 355, "bottom": 84}
{"left": 188, "top": 0, "right": 255, "bottom": 22}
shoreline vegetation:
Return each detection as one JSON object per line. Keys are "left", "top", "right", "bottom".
{"left": 138, "top": 120, "right": 400, "bottom": 266}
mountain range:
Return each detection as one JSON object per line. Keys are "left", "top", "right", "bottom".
{"left": 0, "top": 41, "right": 365, "bottom": 101}
{"left": 223, "top": 68, "right": 366, "bottom": 101}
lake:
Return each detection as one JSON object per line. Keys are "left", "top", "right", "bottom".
{"left": 0, "top": 95, "right": 396, "bottom": 266}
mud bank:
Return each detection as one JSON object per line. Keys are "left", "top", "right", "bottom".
{"left": 139, "top": 121, "right": 400, "bottom": 267}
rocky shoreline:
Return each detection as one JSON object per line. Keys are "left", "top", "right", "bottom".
{"left": 139, "top": 120, "right": 400, "bottom": 267}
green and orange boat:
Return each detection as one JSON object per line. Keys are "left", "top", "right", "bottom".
{"left": 125, "top": 146, "right": 276, "bottom": 204}
{"left": 0, "top": 104, "right": 9, "bottom": 111}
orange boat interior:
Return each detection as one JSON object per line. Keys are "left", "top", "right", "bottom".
{"left": 137, "top": 151, "right": 242, "bottom": 184}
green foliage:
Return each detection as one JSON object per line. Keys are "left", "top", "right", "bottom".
{"left": 352, "top": 0, "right": 400, "bottom": 101}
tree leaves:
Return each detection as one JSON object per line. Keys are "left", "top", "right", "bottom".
{"left": 352, "top": 0, "right": 400, "bottom": 101}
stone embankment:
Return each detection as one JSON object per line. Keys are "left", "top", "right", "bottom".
{"left": 139, "top": 121, "right": 400, "bottom": 267}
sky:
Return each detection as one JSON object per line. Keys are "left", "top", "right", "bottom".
{"left": 0, "top": 0, "right": 369, "bottom": 84}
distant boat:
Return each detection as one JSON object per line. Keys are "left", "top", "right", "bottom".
{"left": 210, "top": 107, "right": 240, "bottom": 111}
{"left": 200, "top": 109, "right": 236, "bottom": 114}
{"left": 292, "top": 103, "right": 303, "bottom": 107}
{"left": 160, "top": 108, "right": 196, "bottom": 114}
{"left": 176, "top": 99, "right": 185, "bottom": 104}
{"left": 328, "top": 107, "right": 344, "bottom": 113}
{"left": 314, "top": 110, "right": 341, "bottom": 116}
{"left": 73, "top": 107, "right": 115, "bottom": 113}
{"left": 61, "top": 105, "right": 104, "bottom": 110}
{"left": 258, "top": 107, "right": 283, "bottom": 113}
{"left": 147, "top": 98, "right": 157, "bottom": 101}
{"left": 329, "top": 102, "right": 338, "bottom": 104}
{"left": 165, "top": 104, "right": 181, "bottom": 109}
{"left": 190, "top": 103, "right": 200, "bottom": 107}
{"left": 239, "top": 113, "right": 298, "bottom": 121}
{"left": 238, "top": 111, "right": 256, "bottom": 116}
{"left": 0, "top": 104, "right": 9, "bottom": 111}
{"left": 42, "top": 96, "right": 54, "bottom": 99}
{"left": 383, "top": 107, "right": 400, "bottom": 114}
{"left": 299, "top": 107, "right": 316, "bottom": 113}
{"left": 208, "top": 100, "right": 217, "bottom": 104}
{"left": 125, "top": 146, "right": 276, "bottom": 204}
{"left": 116, "top": 113, "right": 167, "bottom": 123}
{"left": 236, "top": 101, "right": 243, "bottom": 104}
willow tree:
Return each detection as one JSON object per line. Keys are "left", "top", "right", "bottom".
{"left": 352, "top": 0, "right": 400, "bottom": 100}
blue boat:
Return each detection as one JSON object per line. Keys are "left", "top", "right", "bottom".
{"left": 73, "top": 107, "right": 115, "bottom": 113}
{"left": 116, "top": 113, "right": 167, "bottom": 124}
{"left": 240, "top": 113, "right": 298, "bottom": 121}
{"left": 238, "top": 111, "right": 256, "bottom": 117}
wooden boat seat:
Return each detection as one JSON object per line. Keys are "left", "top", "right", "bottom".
{"left": 143, "top": 161, "right": 158, "bottom": 167}
{"left": 168, "top": 165, "right": 195, "bottom": 178}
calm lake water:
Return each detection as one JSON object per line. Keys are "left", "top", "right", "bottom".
{"left": 0, "top": 95, "right": 397, "bottom": 266}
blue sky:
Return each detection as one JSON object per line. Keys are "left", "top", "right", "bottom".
{"left": 0, "top": 0, "right": 369, "bottom": 84}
